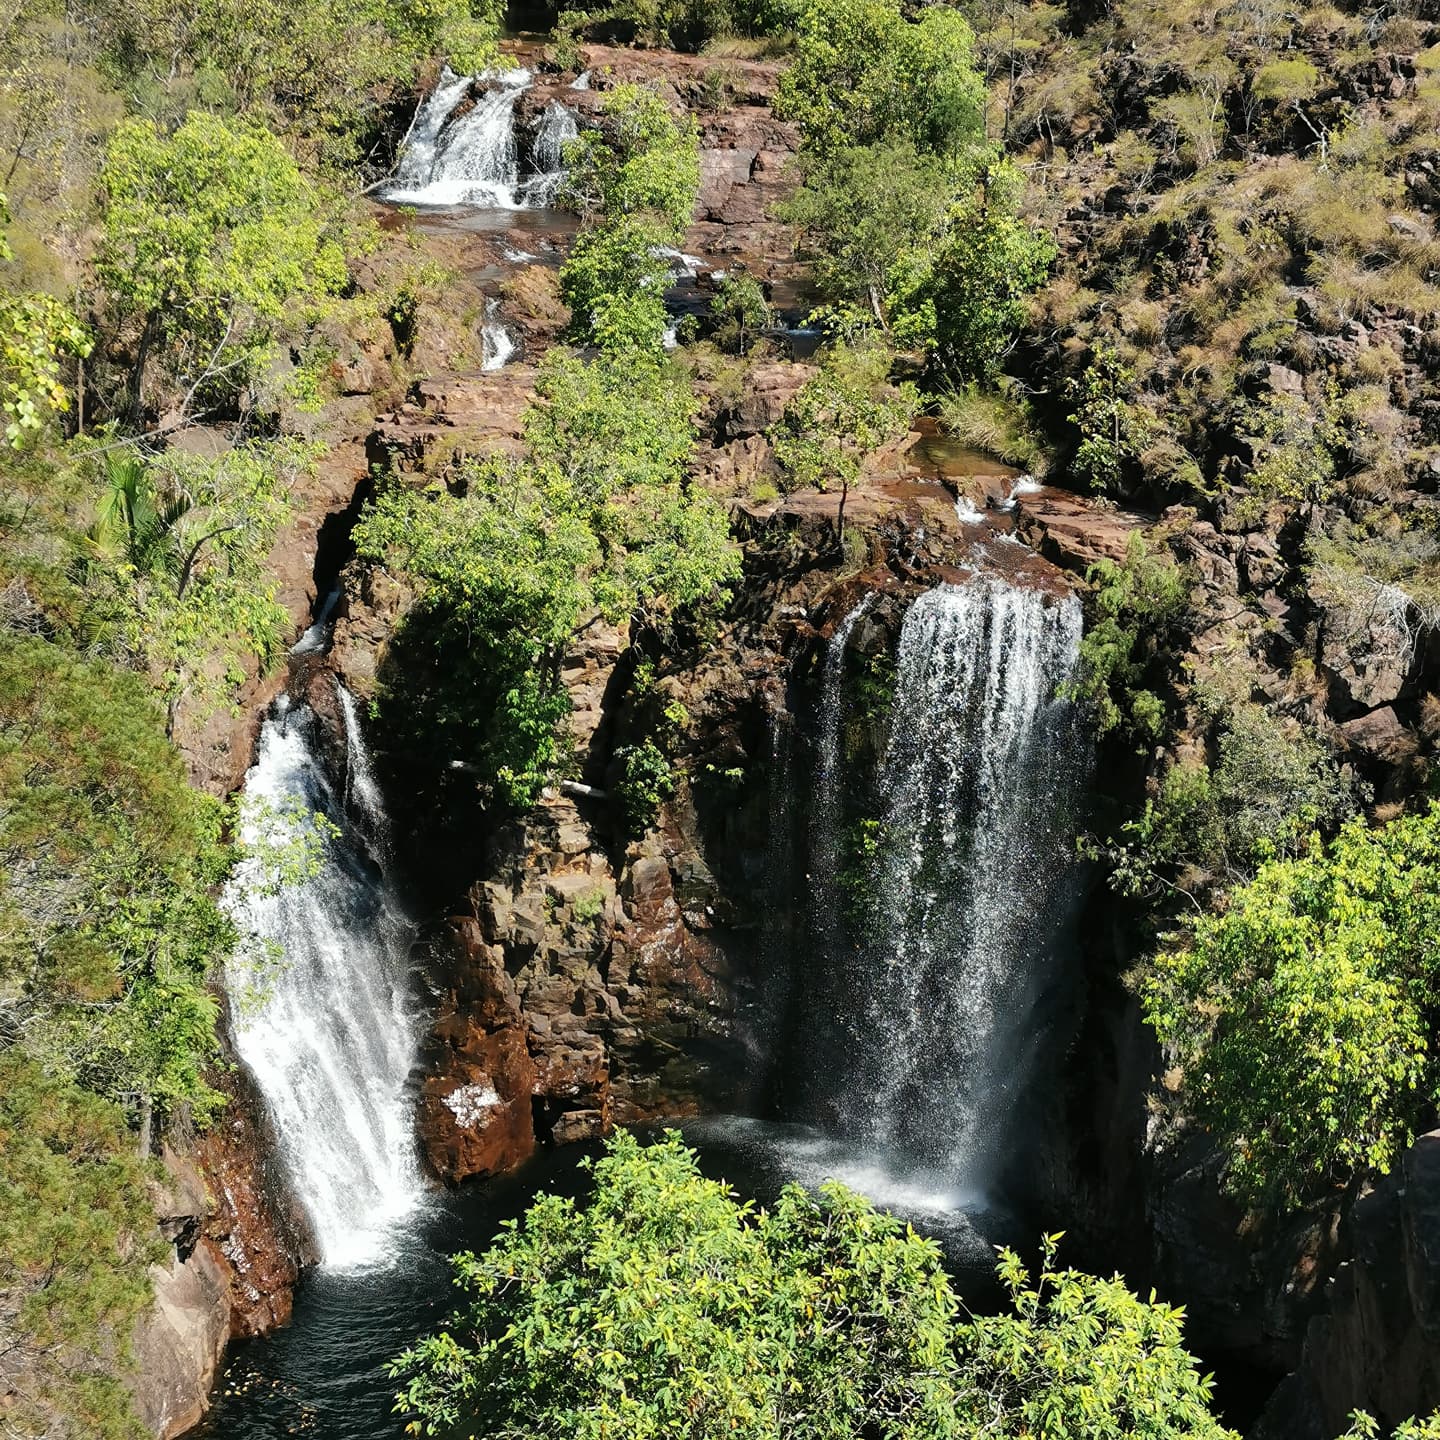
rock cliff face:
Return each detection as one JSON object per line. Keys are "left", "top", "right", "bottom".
{"left": 130, "top": 1063, "right": 311, "bottom": 1438}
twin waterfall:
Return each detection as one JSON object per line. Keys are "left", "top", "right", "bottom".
{"left": 383, "top": 68, "right": 577, "bottom": 210}
{"left": 225, "top": 698, "right": 425, "bottom": 1269}
{"left": 223, "top": 569, "right": 1086, "bottom": 1268}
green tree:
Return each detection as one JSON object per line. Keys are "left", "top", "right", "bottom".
{"left": 353, "top": 351, "right": 737, "bottom": 808}
{"left": 777, "top": 0, "right": 985, "bottom": 162}
{"left": 962, "top": 1233, "right": 1234, "bottom": 1440}
{"left": 0, "top": 1053, "right": 163, "bottom": 1440}
{"left": 392, "top": 1131, "right": 1234, "bottom": 1440}
{"left": 1144, "top": 808, "right": 1440, "bottom": 1209}
{"left": 769, "top": 340, "right": 918, "bottom": 540}
{"left": 0, "top": 189, "right": 90, "bottom": 446}
{"left": 559, "top": 85, "right": 700, "bottom": 353}
{"left": 77, "top": 440, "right": 300, "bottom": 731}
{"left": 890, "top": 159, "right": 1057, "bottom": 382}
{"left": 0, "top": 634, "right": 234, "bottom": 1134}
{"left": 710, "top": 271, "right": 772, "bottom": 356}
{"left": 781, "top": 140, "right": 951, "bottom": 328}
{"left": 96, "top": 111, "right": 345, "bottom": 423}
{"left": 1067, "top": 347, "right": 1157, "bottom": 495}
{"left": 1068, "top": 532, "right": 1189, "bottom": 744}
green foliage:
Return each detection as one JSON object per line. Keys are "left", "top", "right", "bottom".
{"left": 1067, "top": 348, "right": 1156, "bottom": 495}
{"left": 1068, "top": 534, "right": 1188, "bottom": 744}
{"left": 0, "top": 633, "right": 232, "bottom": 1121}
{"left": 1252, "top": 57, "right": 1320, "bottom": 104}
{"left": 392, "top": 1131, "right": 1233, "bottom": 1440}
{"left": 710, "top": 271, "right": 772, "bottom": 355}
{"left": 550, "top": 0, "right": 797, "bottom": 51}
{"left": 890, "top": 159, "right": 1057, "bottom": 382}
{"left": 964, "top": 1232, "right": 1234, "bottom": 1440}
{"left": 562, "top": 84, "right": 701, "bottom": 232}
{"left": 76, "top": 440, "right": 299, "bottom": 728}
{"left": 776, "top": 11, "right": 1048, "bottom": 381}
{"left": 770, "top": 341, "right": 918, "bottom": 496}
{"left": 777, "top": 0, "right": 984, "bottom": 162}
{"left": 615, "top": 738, "right": 677, "bottom": 828}
{"left": 0, "top": 192, "right": 91, "bottom": 447}
{"left": 0, "top": 1052, "right": 163, "bottom": 1440}
{"left": 97, "top": 111, "right": 346, "bottom": 418}
{"left": 1144, "top": 808, "right": 1440, "bottom": 1208}
{"left": 560, "top": 85, "right": 701, "bottom": 354}
{"left": 1343, "top": 1413, "right": 1440, "bottom": 1440}
{"left": 96, "top": 0, "right": 504, "bottom": 165}
{"left": 1107, "top": 704, "right": 1355, "bottom": 898}
{"left": 782, "top": 140, "right": 951, "bottom": 328}
{"left": 354, "top": 352, "right": 738, "bottom": 809}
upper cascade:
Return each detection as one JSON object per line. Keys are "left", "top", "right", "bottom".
{"left": 384, "top": 68, "right": 579, "bottom": 210}
{"left": 223, "top": 702, "right": 426, "bottom": 1269}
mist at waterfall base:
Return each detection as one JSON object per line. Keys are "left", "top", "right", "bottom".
{"left": 202, "top": 574, "right": 1090, "bottom": 1437}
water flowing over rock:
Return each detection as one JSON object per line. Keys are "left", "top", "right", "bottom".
{"left": 224, "top": 703, "right": 425, "bottom": 1269}
{"left": 385, "top": 69, "right": 533, "bottom": 207}
{"left": 819, "top": 578, "right": 1089, "bottom": 1190}
{"left": 481, "top": 296, "right": 515, "bottom": 371}
{"left": 521, "top": 100, "right": 579, "bottom": 206}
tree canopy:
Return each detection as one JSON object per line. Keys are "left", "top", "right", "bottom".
{"left": 1145, "top": 808, "right": 1440, "bottom": 1208}
{"left": 353, "top": 349, "right": 737, "bottom": 808}
{"left": 392, "top": 1131, "right": 1234, "bottom": 1440}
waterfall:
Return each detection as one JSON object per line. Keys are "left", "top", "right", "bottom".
{"left": 224, "top": 703, "right": 425, "bottom": 1270}
{"left": 389, "top": 67, "right": 471, "bottom": 193}
{"left": 337, "top": 682, "right": 387, "bottom": 840}
{"left": 385, "top": 68, "right": 533, "bottom": 207}
{"left": 809, "top": 595, "right": 873, "bottom": 964}
{"left": 834, "top": 578, "right": 1087, "bottom": 1187}
{"left": 481, "top": 297, "right": 515, "bottom": 371}
{"left": 521, "top": 101, "right": 579, "bottom": 206}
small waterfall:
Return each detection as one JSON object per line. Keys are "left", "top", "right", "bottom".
{"left": 385, "top": 68, "right": 533, "bottom": 207}
{"left": 834, "top": 578, "right": 1087, "bottom": 1186}
{"left": 481, "top": 297, "right": 514, "bottom": 371}
{"left": 337, "top": 682, "right": 387, "bottom": 838}
{"left": 225, "top": 703, "right": 425, "bottom": 1269}
{"left": 390, "top": 67, "right": 471, "bottom": 190}
{"left": 809, "top": 595, "right": 873, "bottom": 963}
{"left": 521, "top": 101, "right": 579, "bottom": 206}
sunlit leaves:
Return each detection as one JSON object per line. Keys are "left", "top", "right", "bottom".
{"left": 1145, "top": 809, "right": 1440, "bottom": 1208}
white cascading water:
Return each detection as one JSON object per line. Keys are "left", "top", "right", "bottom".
{"left": 224, "top": 701, "right": 425, "bottom": 1270}
{"left": 839, "top": 578, "right": 1087, "bottom": 1186}
{"left": 385, "top": 68, "right": 533, "bottom": 207}
{"left": 521, "top": 100, "right": 579, "bottom": 206}
{"left": 481, "top": 296, "right": 515, "bottom": 371}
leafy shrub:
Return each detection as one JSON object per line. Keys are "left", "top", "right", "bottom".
{"left": 615, "top": 738, "right": 676, "bottom": 828}
{"left": 0, "top": 1054, "right": 164, "bottom": 1440}
{"left": 1145, "top": 808, "right": 1440, "bottom": 1208}
{"left": 1068, "top": 533, "right": 1189, "bottom": 744}
{"left": 710, "top": 271, "right": 772, "bottom": 355}
{"left": 1108, "top": 704, "right": 1355, "bottom": 897}
{"left": 392, "top": 1131, "right": 1234, "bottom": 1440}
{"left": 354, "top": 350, "right": 737, "bottom": 809}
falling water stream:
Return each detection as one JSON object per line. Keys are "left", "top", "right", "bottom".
{"left": 224, "top": 701, "right": 426, "bottom": 1271}
{"left": 204, "top": 565, "right": 1091, "bottom": 1434}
